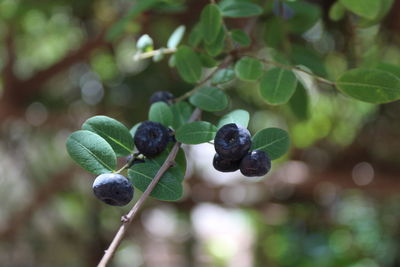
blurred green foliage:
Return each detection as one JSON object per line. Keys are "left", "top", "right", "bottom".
{"left": 1, "top": 0, "right": 400, "bottom": 266}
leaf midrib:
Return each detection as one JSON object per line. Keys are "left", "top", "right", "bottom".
{"left": 71, "top": 138, "right": 114, "bottom": 171}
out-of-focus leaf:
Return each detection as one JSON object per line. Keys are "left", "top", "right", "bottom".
{"left": 336, "top": 68, "right": 400, "bottom": 103}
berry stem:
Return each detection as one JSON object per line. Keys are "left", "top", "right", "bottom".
{"left": 97, "top": 108, "right": 202, "bottom": 267}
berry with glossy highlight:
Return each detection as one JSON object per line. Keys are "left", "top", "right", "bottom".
{"left": 93, "top": 173, "right": 134, "bottom": 206}
{"left": 239, "top": 150, "right": 271, "bottom": 177}
{"left": 134, "top": 121, "right": 169, "bottom": 157}
{"left": 214, "top": 123, "right": 252, "bottom": 161}
{"left": 212, "top": 153, "right": 241, "bottom": 172}
{"left": 149, "top": 91, "right": 174, "bottom": 105}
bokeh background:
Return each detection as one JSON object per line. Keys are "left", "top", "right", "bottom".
{"left": 1, "top": 0, "right": 400, "bottom": 266}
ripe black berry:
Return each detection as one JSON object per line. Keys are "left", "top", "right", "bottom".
{"left": 93, "top": 173, "right": 134, "bottom": 206}
{"left": 239, "top": 150, "right": 271, "bottom": 177}
{"left": 214, "top": 123, "right": 252, "bottom": 161}
{"left": 213, "top": 153, "right": 240, "bottom": 172}
{"left": 149, "top": 91, "right": 174, "bottom": 105}
{"left": 134, "top": 121, "right": 169, "bottom": 157}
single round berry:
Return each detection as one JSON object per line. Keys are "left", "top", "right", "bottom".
{"left": 239, "top": 150, "right": 271, "bottom": 177}
{"left": 93, "top": 173, "right": 134, "bottom": 206}
{"left": 214, "top": 123, "right": 252, "bottom": 161}
{"left": 149, "top": 91, "right": 174, "bottom": 105}
{"left": 134, "top": 121, "right": 169, "bottom": 157}
{"left": 213, "top": 153, "right": 241, "bottom": 172}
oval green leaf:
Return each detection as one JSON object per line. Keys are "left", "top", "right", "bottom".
{"left": 339, "top": 0, "right": 381, "bottom": 19}
{"left": 201, "top": 4, "right": 222, "bottom": 44}
{"left": 170, "top": 101, "right": 193, "bottom": 130}
{"left": 336, "top": 68, "right": 400, "bottom": 104}
{"left": 212, "top": 68, "right": 235, "bottom": 84}
{"left": 66, "top": 130, "right": 117, "bottom": 174}
{"left": 189, "top": 86, "right": 228, "bottom": 112}
{"left": 252, "top": 128, "right": 290, "bottom": 160}
{"left": 175, "top": 46, "right": 202, "bottom": 84}
{"left": 259, "top": 67, "right": 298, "bottom": 105}
{"left": 205, "top": 27, "right": 226, "bottom": 57}
{"left": 235, "top": 57, "right": 263, "bottom": 81}
{"left": 220, "top": 2, "right": 263, "bottom": 18}
{"left": 175, "top": 121, "right": 218, "bottom": 144}
{"left": 82, "top": 116, "right": 133, "bottom": 157}
{"left": 288, "top": 83, "right": 310, "bottom": 121}
{"left": 128, "top": 161, "right": 183, "bottom": 201}
{"left": 218, "top": 109, "right": 250, "bottom": 128}
{"left": 167, "top": 25, "right": 185, "bottom": 49}
{"left": 149, "top": 102, "right": 173, "bottom": 127}
{"left": 231, "top": 29, "right": 250, "bottom": 46}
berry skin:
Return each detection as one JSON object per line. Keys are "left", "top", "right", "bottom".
{"left": 134, "top": 121, "right": 169, "bottom": 157}
{"left": 213, "top": 153, "right": 240, "bottom": 172}
{"left": 93, "top": 173, "right": 134, "bottom": 206}
{"left": 239, "top": 150, "right": 271, "bottom": 177}
{"left": 214, "top": 123, "right": 252, "bottom": 161}
{"left": 149, "top": 91, "right": 174, "bottom": 105}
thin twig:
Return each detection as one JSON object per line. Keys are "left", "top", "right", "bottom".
{"left": 174, "top": 55, "right": 234, "bottom": 102}
{"left": 97, "top": 107, "right": 202, "bottom": 267}
{"left": 133, "top": 47, "right": 176, "bottom": 61}
{"left": 260, "top": 59, "right": 336, "bottom": 86}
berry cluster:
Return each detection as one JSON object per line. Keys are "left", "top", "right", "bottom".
{"left": 213, "top": 123, "right": 271, "bottom": 177}
{"left": 92, "top": 91, "right": 175, "bottom": 206}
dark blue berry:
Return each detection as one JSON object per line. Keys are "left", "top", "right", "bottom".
{"left": 134, "top": 121, "right": 169, "bottom": 157}
{"left": 239, "top": 150, "right": 271, "bottom": 177}
{"left": 214, "top": 123, "right": 252, "bottom": 161}
{"left": 213, "top": 153, "right": 240, "bottom": 172}
{"left": 149, "top": 91, "right": 174, "bottom": 105}
{"left": 93, "top": 173, "right": 134, "bottom": 206}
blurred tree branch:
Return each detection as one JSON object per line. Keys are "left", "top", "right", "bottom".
{"left": 0, "top": 29, "right": 109, "bottom": 120}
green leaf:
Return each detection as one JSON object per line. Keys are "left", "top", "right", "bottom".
{"left": 286, "top": 1, "right": 321, "bottom": 34}
{"left": 128, "top": 161, "right": 183, "bottom": 201}
{"left": 220, "top": 2, "right": 263, "bottom": 18}
{"left": 106, "top": 0, "right": 160, "bottom": 41}
{"left": 200, "top": 53, "right": 218, "bottom": 68}
{"left": 188, "top": 23, "right": 203, "bottom": 47}
{"left": 263, "top": 17, "right": 287, "bottom": 49}
{"left": 339, "top": 0, "right": 381, "bottom": 19}
{"left": 189, "top": 87, "right": 228, "bottom": 112}
{"left": 218, "top": 109, "right": 250, "bottom": 128}
{"left": 231, "top": 29, "right": 250, "bottom": 47}
{"left": 259, "top": 67, "right": 298, "bottom": 105}
{"left": 329, "top": 2, "right": 346, "bottom": 21}
{"left": 200, "top": 4, "right": 222, "bottom": 44}
{"left": 149, "top": 102, "right": 173, "bottom": 127}
{"left": 66, "top": 130, "right": 117, "bottom": 174}
{"left": 205, "top": 27, "right": 226, "bottom": 57}
{"left": 82, "top": 116, "right": 133, "bottom": 157}
{"left": 288, "top": 83, "right": 310, "bottom": 121}
{"left": 170, "top": 101, "right": 193, "bottom": 130}
{"left": 336, "top": 68, "right": 400, "bottom": 104}
{"left": 374, "top": 63, "right": 400, "bottom": 78}
{"left": 212, "top": 68, "right": 235, "bottom": 84}
{"left": 252, "top": 128, "right": 290, "bottom": 160}
{"left": 235, "top": 57, "right": 263, "bottom": 81}
{"left": 167, "top": 25, "right": 185, "bottom": 49}
{"left": 291, "top": 45, "right": 327, "bottom": 77}
{"left": 175, "top": 121, "right": 217, "bottom": 144}
{"left": 175, "top": 46, "right": 202, "bottom": 83}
